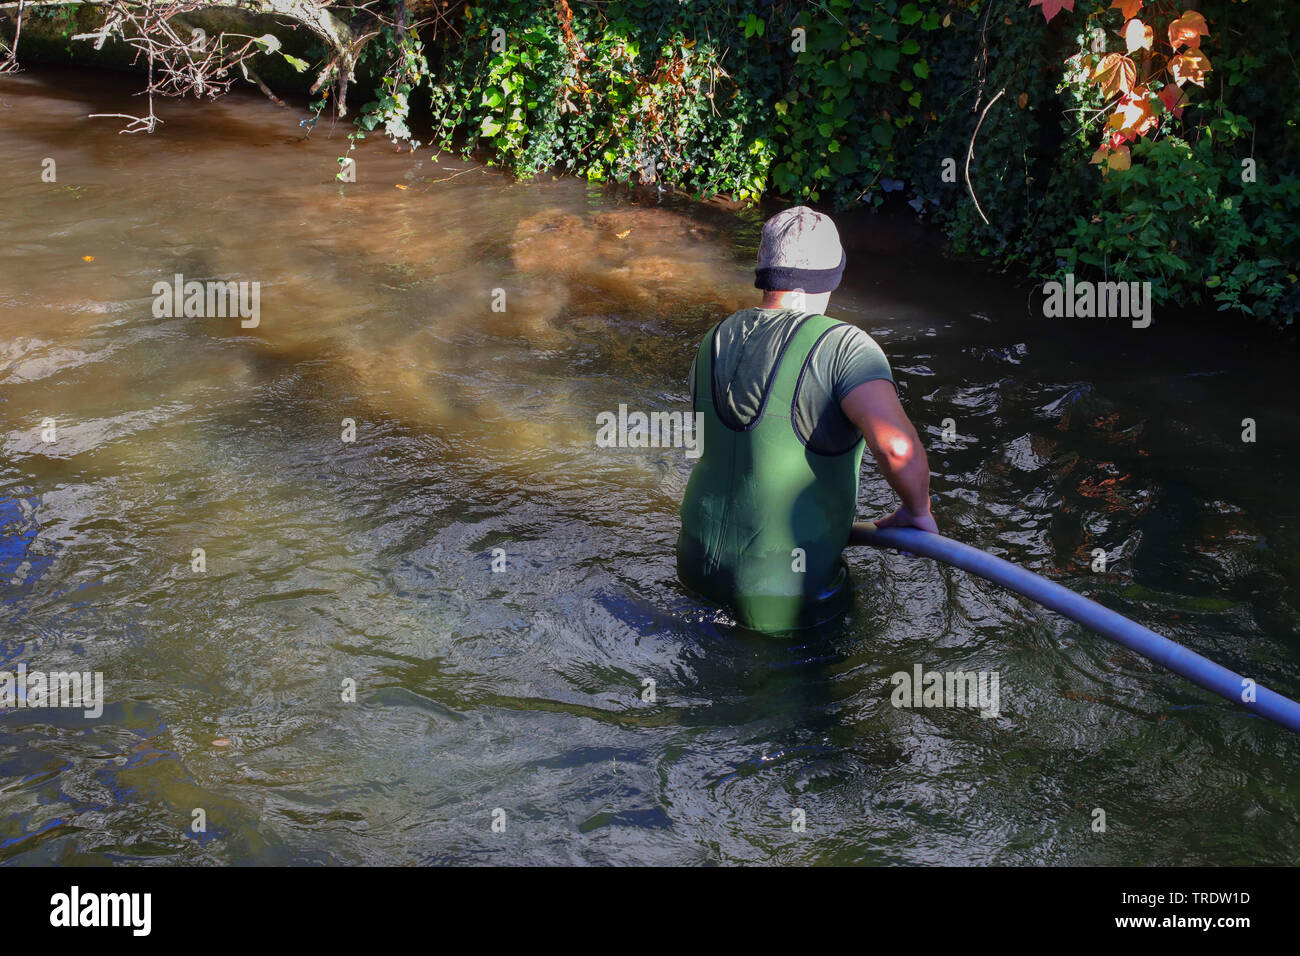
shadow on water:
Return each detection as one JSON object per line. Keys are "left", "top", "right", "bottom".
{"left": 0, "top": 66, "right": 1297, "bottom": 865}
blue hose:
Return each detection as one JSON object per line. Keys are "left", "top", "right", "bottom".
{"left": 850, "top": 522, "right": 1300, "bottom": 735}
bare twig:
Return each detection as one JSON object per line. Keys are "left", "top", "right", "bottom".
{"left": 965, "top": 86, "right": 1005, "bottom": 227}
{"left": 87, "top": 111, "right": 160, "bottom": 132}
{"left": 0, "top": 0, "right": 25, "bottom": 73}
{"left": 0, "top": 0, "right": 365, "bottom": 125}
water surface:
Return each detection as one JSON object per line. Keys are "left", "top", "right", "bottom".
{"left": 1, "top": 68, "right": 1297, "bottom": 865}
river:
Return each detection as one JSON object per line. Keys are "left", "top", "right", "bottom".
{"left": 1, "top": 67, "right": 1297, "bottom": 865}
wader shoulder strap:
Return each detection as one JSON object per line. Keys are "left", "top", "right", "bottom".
{"left": 692, "top": 322, "right": 720, "bottom": 412}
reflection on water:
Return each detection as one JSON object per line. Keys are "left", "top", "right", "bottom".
{"left": 1, "top": 68, "right": 1297, "bottom": 865}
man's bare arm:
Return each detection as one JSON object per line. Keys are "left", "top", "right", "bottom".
{"left": 840, "top": 379, "right": 937, "bottom": 532}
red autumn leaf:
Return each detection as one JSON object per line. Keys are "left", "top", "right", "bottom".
{"left": 1170, "top": 49, "right": 1212, "bottom": 87}
{"left": 1091, "top": 143, "right": 1131, "bottom": 172}
{"left": 1093, "top": 53, "right": 1138, "bottom": 97}
{"left": 1110, "top": 0, "right": 1142, "bottom": 20}
{"left": 1108, "top": 87, "right": 1159, "bottom": 141}
{"left": 1168, "top": 10, "right": 1209, "bottom": 51}
{"left": 1106, "top": 116, "right": 1135, "bottom": 145}
{"left": 1158, "top": 83, "right": 1188, "bottom": 118}
{"left": 1123, "top": 18, "right": 1153, "bottom": 53}
{"left": 1030, "top": 0, "right": 1075, "bottom": 24}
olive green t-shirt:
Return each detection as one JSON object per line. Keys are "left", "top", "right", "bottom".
{"left": 690, "top": 308, "right": 894, "bottom": 455}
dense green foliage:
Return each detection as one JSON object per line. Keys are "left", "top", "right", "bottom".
{"left": 343, "top": 0, "right": 1292, "bottom": 325}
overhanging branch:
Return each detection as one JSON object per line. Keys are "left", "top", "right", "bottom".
{"left": 0, "top": 0, "right": 370, "bottom": 122}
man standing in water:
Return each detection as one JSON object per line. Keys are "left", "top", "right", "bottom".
{"left": 678, "top": 206, "right": 937, "bottom": 630}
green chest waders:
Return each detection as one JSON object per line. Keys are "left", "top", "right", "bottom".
{"left": 677, "top": 314, "right": 865, "bottom": 631}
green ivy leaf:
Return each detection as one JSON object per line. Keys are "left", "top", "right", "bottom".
{"left": 872, "top": 48, "right": 900, "bottom": 72}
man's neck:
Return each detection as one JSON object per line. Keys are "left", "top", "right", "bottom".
{"left": 760, "top": 291, "right": 830, "bottom": 313}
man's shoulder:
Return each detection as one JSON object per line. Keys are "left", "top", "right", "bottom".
{"left": 808, "top": 318, "right": 884, "bottom": 354}
{"left": 805, "top": 319, "right": 893, "bottom": 390}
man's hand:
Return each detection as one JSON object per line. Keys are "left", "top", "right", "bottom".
{"left": 874, "top": 504, "right": 938, "bottom": 534}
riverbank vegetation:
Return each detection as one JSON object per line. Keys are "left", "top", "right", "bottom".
{"left": 3, "top": 0, "right": 1296, "bottom": 325}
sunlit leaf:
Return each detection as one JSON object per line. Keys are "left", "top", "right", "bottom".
{"left": 1168, "top": 11, "right": 1209, "bottom": 51}
{"left": 1170, "top": 49, "right": 1211, "bottom": 87}
{"left": 1110, "top": 0, "right": 1142, "bottom": 19}
{"left": 1108, "top": 87, "right": 1158, "bottom": 140}
{"left": 1089, "top": 143, "right": 1131, "bottom": 171}
{"left": 1123, "top": 19, "right": 1153, "bottom": 53}
{"left": 1092, "top": 53, "right": 1137, "bottom": 97}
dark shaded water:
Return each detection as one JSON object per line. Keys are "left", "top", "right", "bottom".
{"left": 1, "top": 69, "right": 1297, "bottom": 865}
